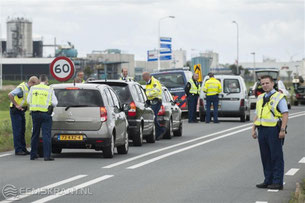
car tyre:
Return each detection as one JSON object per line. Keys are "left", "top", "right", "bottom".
{"left": 164, "top": 118, "right": 173, "bottom": 139}
{"left": 103, "top": 134, "right": 115, "bottom": 158}
{"left": 146, "top": 125, "right": 155, "bottom": 143}
{"left": 38, "top": 144, "right": 44, "bottom": 157}
{"left": 117, "top": 131, "right": 129, "bottom": 154}
{"left": 133, "top": 125, "right": 143, "bottom": 146}
{"left": 288, "top": 104, "right": 291, "bottom": 109}
{"left": 240, "top": 113, "right": 246, "bottom": 122}
{"left": 173, "top": 122, "right": 182, "bottom": 137}
{"left": 200, "top": 112, "right": 205, "bottom": 122}
{"left": 52, "top": 147, "right": 62, "bottom": 154}
{"left": 294, "top": 101, "right": 299, "bottom": 106}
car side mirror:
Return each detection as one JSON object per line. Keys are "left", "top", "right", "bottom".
{"left": 248, "top": 89, "right": 253, "bottom": 96}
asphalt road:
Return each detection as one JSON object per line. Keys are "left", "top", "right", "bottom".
{"left": 0, "top": 107, "right": 304, "bottom": 203}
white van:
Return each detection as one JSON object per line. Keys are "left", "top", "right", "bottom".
{"left": 199, "top": 75, "right": 251, "bottom": 122}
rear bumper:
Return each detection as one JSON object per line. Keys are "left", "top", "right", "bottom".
{"left": 199, "top": 106, "right": 246, "bottom": 117}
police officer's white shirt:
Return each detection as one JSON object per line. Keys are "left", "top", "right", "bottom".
{"left": 27, "top": 82, "right": 58, "bottom": 107}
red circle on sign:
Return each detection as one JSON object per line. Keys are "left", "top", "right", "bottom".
{"left": 50, "top": 56, "right": 75, "bottom": 82}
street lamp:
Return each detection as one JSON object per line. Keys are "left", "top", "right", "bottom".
{"left": 158, "top": 16, "right": 175, "bottom": 71}
{"left": 232, "top": 20, "right": 239, "bottom": 74}
{"left": 251, "top": 52, "right": 256, "bottom": 81}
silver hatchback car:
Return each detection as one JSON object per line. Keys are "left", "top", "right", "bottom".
{"left": 37, "top": 83, "right": 129, "bottom": 158}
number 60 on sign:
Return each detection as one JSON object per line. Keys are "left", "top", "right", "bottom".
{"left": 50, "top": 56, "right": 75, "bottom": 82}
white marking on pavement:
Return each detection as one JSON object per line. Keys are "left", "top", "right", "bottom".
{"left": 127, "top": 127, "right": 252, "bottom": 169}
{"left": 285, "top": 168, "right": 300, "bottom": 176}
{"left": 0, "top": 153, "right": 12, "bottom": 158}
{"left": 103, "top": 123, "right": 253, "bottom": 169}
{"left": 256, "top": 201, "right": 268, "bottom": 203}
{"left": 0, "top": 175, "right": 87, "bottom": 203}
{"left": 32, "top": 175, "right": 114, "bottom": 203}
{"left": 267, "top": 189, "right": 279, "bottom": 192}
{"left": 126, "top": 113, "right": 305, "bottom": 169}
{"left": 299, "top": 157, "right": 305, "bottom": 163}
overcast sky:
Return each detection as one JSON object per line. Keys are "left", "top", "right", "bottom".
{"left": 0, "top": 0, "right": 303, "bottom": 63}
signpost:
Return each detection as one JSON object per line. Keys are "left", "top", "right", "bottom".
{"left": 194, "top": 64, "right": 202, "bottom": 82}
{"left": 50, "top": 56, "right": 75, "bottom": 82}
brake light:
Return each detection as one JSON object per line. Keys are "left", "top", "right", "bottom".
{"left": 100, "top": 107, "right": 107, "bottom": 122}
{"left": 128, "top": 101, "right": 136, "bottom": 117}
{"left": 199, "top": 98, "right": 204, "bottom": 107}
{"left": 296, "top": 93, "right": 301, "bottom": 99}
{"left": 240, "top": 99, "right": 245, "bottom": 107}
{"left": 65, "top": 87, "right": 80, "bottom": 90}
{"left": 158, "top": 105, "right": 165, "bottom": 116}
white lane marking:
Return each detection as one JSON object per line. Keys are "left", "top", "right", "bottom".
{"left": 127, "top": 113, "right": 305, "bottom": 170}
{"left": 267, "top": 189, "right": 279, "bottom": 192}
{"left": 285, "top": 168, "right": 300, "bottom": 176}
{"left": 32, "top": 175, "right": 114, "bottom": 203}
{"left": 127, "top": 127, "right": 252, "bottom": 169}
{"left": 0, "top": 175, "right": 87, "bottom": 203}
{"left": 299, "top": 157, "right": 305, "bottom": 163}
{"left": 102, "top": 123, "right": 253, "bottom": 169}
{"left": 0, "top": 153, "right": 12, "bottom": 158}
{"left": 256, "top": 201, "right": 268, "bottom": 203}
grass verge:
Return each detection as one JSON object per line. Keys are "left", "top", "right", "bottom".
{"left": 289, "top": 179, "right": 305, "bottom": 203}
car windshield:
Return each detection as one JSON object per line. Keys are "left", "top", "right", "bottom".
{"left": 55, "top": 89, "right": 103, "bottom": 107}
{"left": 224, "top": 79, "right": 240, "bottom": 93}
{"left": 256, "top": 71, "right": 279, "bottom": 80}
{"left": 153, "top": 73, "right": 185, "bottom": 88}
{"left": 110, "top": 85, "right": 132, "bottom": 103}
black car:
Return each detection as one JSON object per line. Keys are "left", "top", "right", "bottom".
{"left": 88, "top": 80, "right": 155, "bottom": 146}
{"left": 295, "top": 86, "right": 305, "bottom": 105}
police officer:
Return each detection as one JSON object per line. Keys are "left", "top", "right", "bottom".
{"left": 8, "top": 76, "right": 39, "bottom": 155}
{"left": 119, "top": 68, "right": 134, "bottom": 82}
{"left": 252, "top": 75, "right": 288, "bottom": 190}
{"left": 27, "top": 74, "right": 58, "bottom": 161}
{"left": 185, "top": 73, "right": 200, "bottom": 123}
{"left": 142, "top": 72, "right": 165, "bottom": 140}
{"left": 203, "top": 73, "right": 222, "bottom": 123}
{"left": 76, "top": 71, "right": 85, "bottom": 83}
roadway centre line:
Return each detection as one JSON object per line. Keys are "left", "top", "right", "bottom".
{"left": 285, "top": 168, "right": 300, "bottom": 176}
{"left": 299, "top": 157, "right": 305, "bottom": 164}
{"left": 103, "top": 111, "right": 304, "bottom": 169}
{"left": 0, "top": 153, "right": 12, "bottom": 158}
{"left": 102, "top": 123, "right": 253, "bottom": 169}
{"left": 127, "top": 113, "right": 305, "bottom": 169}
{"left": 32, "top": 175, "right": 114, "bottom": 203}
{"left": 0, "top": 175, "right": 87, "bottom": 203}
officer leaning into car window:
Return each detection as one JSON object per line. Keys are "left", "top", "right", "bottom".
{"left": 252, "top": 75, "right": 288, "bottom": 190}
{"left": 142, "top": 72, "right": 165, "bottom": 140}
{"left": 203, "top": 72, "right": 222, "bottom": 123}
{"left": 8, "top": 76, "right": 39, "bottom": 156}
{"left": 185, "top": 73, "right": 200, "bottom": 123}
{"left": 27, "top": 74, "right": 58, "bottom": 161}
{"left": 119, "top": 68, "right": 134, "bottom": 82}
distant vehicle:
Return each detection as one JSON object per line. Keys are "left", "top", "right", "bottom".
{"left": 43, "top": 83, "right": 129, "bottom": 158}
{"left": 151, "top": 68, "right": 193, "bottom": 113}
{"left": 199, "top": 75, "right": 251, "bottom": 122}
{"left": 249, "top": 69, "right": 291, "bottom": 109}
{"left": 158, "top": 86, "right": 183, "bottom": 139}
{"left": 88, "top": 80, "right": 156, "bottom": 146}
{"left": 294, "top": 86, "right": 305, "bottom": 105}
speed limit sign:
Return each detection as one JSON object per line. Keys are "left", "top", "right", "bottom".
{"left": 50, "top": 56, "right": 75, "bottom": 82}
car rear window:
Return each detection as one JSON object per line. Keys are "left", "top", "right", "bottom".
{"left": 256, "top": 71, "right": 278, "bottom": 80}
{"left": 55, "top": 89, "right": 103, "bottom": 107}
{"left": 297, "top": 87, "right": 305, "bottom": 93}
{"left": 153, "top": 73, "right": 185, "bottom": 88}
{"left": 224, "top": 79, "right": 240, "bottom": 93}
{"left": 110, "top": 85, "right": 132, "bottom": 103}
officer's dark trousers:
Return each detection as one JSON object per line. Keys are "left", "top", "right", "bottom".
{"left": 258, "top": 126, "right": 284, "bottom": 185}
{"left": 10, "top": 108, "right": 26, "bottom": 153}
{"left": 206, "top": 95, "right": 219, "bottom": 123}
{"left": 31, "top": 112, "right": 52, "bottom": 159}
{"left": 151, "top": 100, "right": 165, "bottom": 138}
{"left": 187, "top": 95, "right": 198, "bottom": 122}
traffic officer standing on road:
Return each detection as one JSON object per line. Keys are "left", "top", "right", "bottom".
{"left": 252, "top": 75, "right": 288, "bottom": 190}
{"left": 76, "top": 71, "right": 85, "bottom": 83}
{"left": 203, "top": 73, "right": 222, "bottom": 123}
{"left": 142, "top": 72, "right": 165, "bottom": 140}
{"left": 119, "top": 68, "right": 134, "bottom": 82}
{"left": 8, "top": 76, "right": 39, "bottom": 155}
{"left": 27, "top": 74, "right": 58, "bottom": 161}
{"left": 185, "top": 73, "right": 200, "bottom": 123}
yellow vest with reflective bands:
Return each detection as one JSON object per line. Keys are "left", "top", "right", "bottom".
{"left": 145, "top": 76, "right": 162, "bottom": 100}
{"left": 188, "top": 79, "right": 201, "bottom": 94}
{"left": 119, "top": 76, "right": 134, "bottom": 82}
{"left": 254, "top": 91, "right": 284, "bottom": 127}
{"left": 203, "top": 78, "right": 222, "bottom": 96}
{"left": 10, "top": 82, "right": 29, "bottom": 107}
{"left": 29, "top": 84, "right": 53, "bottom": 112}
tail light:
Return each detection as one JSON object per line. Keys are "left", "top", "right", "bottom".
{"left": 199, "top": 98, "right": 204, "bottom": 107}
{"left": 100, "top": 107, "right": 107, "bottom": 122}
{"left": 296, "top": 93, "right": 301, "bottom": 99}
{"left": 128, "top": 101, "right": 136, "bottom": 117}
{"left": 240, "top": 99, "right": 245, "bottom": 107}
{"left": 158, "top": 105, "right": 165, "bottom": 116}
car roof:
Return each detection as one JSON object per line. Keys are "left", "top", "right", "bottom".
{"left": 87, "top": 79, "right": 139, "bottom": 85}
{"left": 204, "top": 75, "right": 242, "bottom": 80}
{"left": 51, "top": 83, "right": 107, "bottom": 90}
{"left": 152, "top": 70, "right": 191, "bottom": 74}
{"left": 255, "top": 69, "right": 279, "bottom": 73}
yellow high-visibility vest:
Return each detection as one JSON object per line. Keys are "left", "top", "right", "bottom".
{"left": 254, "top": 91, "right": 284, "bottom": 127}
{"left": 188, "top": 79, "right": 201, "bottom": 94}
{"left": 145, "top": 76, "right": 162, "bottom": 100}
{"left": 29, "top": 84, "right": 53, "bottom": 112}
{"left": 10, "top": 82, "right": 29, "bottom": 107}
{"left": 119, "top": 76, "right": 134, "bottom": 82}
{"left": 203, "top": 78, "right": 222, "bottom": 96}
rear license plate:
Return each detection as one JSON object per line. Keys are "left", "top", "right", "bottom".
{"left": 58, "top": 135, "right": 83, "bottom": 141}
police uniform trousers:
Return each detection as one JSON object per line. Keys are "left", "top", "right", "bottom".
{"left": 150, "top": 100, "right": 165, "bottom": 138}
{"left": 206, "top": 95, "right": 219, "bottom": 123}
{"left": 31, "top": 111, "right": 52, "bottom": 159}
{"left": 258, "top": 126, "right": 284, "bottom": 185}
{"left": 10, "top": 108, "right": 26, "bottom": 153}
{"left": 187, "top": 94, "right": 198, "bottom": 122}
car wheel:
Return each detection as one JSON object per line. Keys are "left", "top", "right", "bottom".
{"left": 173, "top": 121, "right": 182, "bottom": 137}
{"left": 246, "top": 113, "right": 250, "bottom": 121}
{"left": 200, "top": 112, "right": 205, "bottom": 122}
{"left": 146, "top": 125, "right": 155, "bottom": 143}
{"left": 117, "top": 131, "right": 129, "bottom": 154}
{"left": 288, "top": 104, "right": 291, "bottom": 109}
{"left": 133, "top": 125, "right": 143, "bottom": 146}
{"left": 38, "top": 144, "right": 44, "bottom": 157}
{"left": 52, "top": 147, "right": 62, "bottom": 154}
{"left": 294, "top": 101, "right": 299, "bottom": 106}
{"left": 240, "top": 113, "right": 246, "bottom": 122}
{"left": 103, "top": 134, "right": 115, "bottom": 158}
{"left": 164, "top": 118, "right": 173, "bottom": 139}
